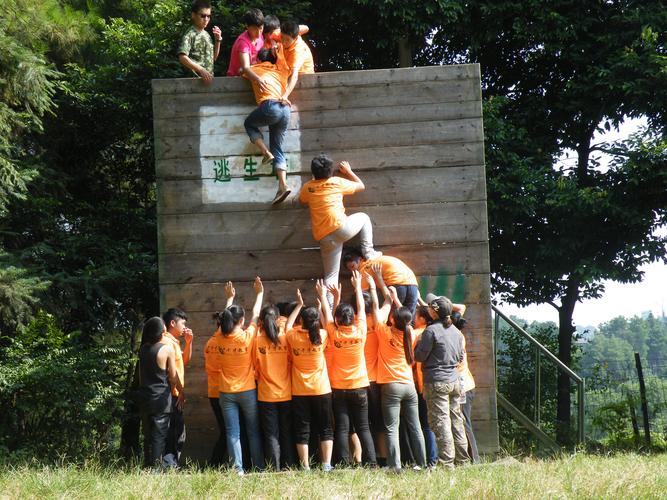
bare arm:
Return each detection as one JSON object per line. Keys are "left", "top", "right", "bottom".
{"left": 212, "top": 26, "right": 222, "bottom": 60}
{"left": 351, "top": 270, "right": 365, "bottom": 318}
{"left": 282, "top": 67, "right": 299, "bottom": 101}
{"left": 182, "top": 327, "right": 194, "bottom": 366}
{"left": 328, "top": 282, "right": 342, "bottom": 313}
{"left": 370, "top": 263, "right": 392, "bottom": 324}
{"left": 453, "top": 303, "right": 467, "bottom": 316}
{"left": 165, "top": 345, "right": 185, "bottom": 409}
{"left": 224, "top": 280, "right": 235, "bottom": 309}
{"left": 239, "top": 52, "right": 270, "bottom": 92}
{"left": 299, "top": 24, "right": 309, "bottom": 35}
{"left": 337, "top": 161, "right": 364, "bottom": 192}
{"left": 286, "top": 289, "right": 304, "bottom": 331}
{"left": 178, "top": 54, "right": 213, "bottom": 84}
{"left": 316, "top": 279, "right": 333, "bottom": 326}
{"left": 249, "top": 277, "right": 264, "bottom": 325}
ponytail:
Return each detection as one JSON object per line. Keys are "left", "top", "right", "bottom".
{"left": 216, "top": 305, "right": 245, "bottom": 335}
{"left": 260, "top": 304, "right": 281, "bottom": 345}
{"left": 393, "top": 307, "right": 414, "bottom": 365}
{"left": 300, "top": 306, "right": 322, "bottom": 346}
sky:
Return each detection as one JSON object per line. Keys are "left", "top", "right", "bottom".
{"left": 496, "top": 118, "right": 666, "bottom": 328}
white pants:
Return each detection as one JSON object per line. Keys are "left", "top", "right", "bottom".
{"left": 319, "top": 212, "right": 375, "bottom": 294}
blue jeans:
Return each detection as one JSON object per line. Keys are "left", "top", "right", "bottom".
{"left": 244, "top": 99, "right": 290, "bottom": 171}
{"left": 219, "top": 389, "right": 265, "bottom": 472}
{"left": 393, "top": 285, "right": 419, "bottom": 319}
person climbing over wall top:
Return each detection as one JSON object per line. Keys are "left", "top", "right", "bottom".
{"left": 177, "top": 0, "right": 221, "bottom": 85}
{"left": 279, "top": 19, "right": 315, "bottom": 102}
{"left": 299, "top": 154, "right": 381, "bottom": 303}
{"left": 227, "top": 8, "right": 266, "bottom": 87}
{"left": 242, "top": 47, "right": 292, "bottom": 205}
{"left": 262, "top": 15, "right": 309, "bottom": 50}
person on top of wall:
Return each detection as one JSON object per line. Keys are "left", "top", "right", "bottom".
{"left": 177, "top": 0, "right": 221, "bottom": 84}
{"left": 414, "top": 295, "right": 470, "bottom": 468}
{"left": 242, "top": 47, "right": 292, "bottom": 205}
{"left": 279, "top": 19, "right": 315, "bottom": 101}
{"left": 262, "top": 15, "right": 309, "bottom": 49}
{"left": 160, "top": 307, "right": 193, "bottom": 467}
{"left": 227, "top": 8, "right": 265, "bottom": 78}
{"left": 299, "top": 154, "right": 381, "bottom": 304}
{"left": 138, "top": 317, "right": 184, "bottom": 469}
{"left": 343, "top": 247, "right": 419, "bottom": 318}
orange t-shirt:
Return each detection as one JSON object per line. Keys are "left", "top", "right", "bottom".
{"left": 255, "top": 324, "right": 291, "bottom": 402}
{"left": 247, "top": 61, "right": 289, "bottom": 104}
{"left": 286, "top": 326, "right": 331, "bottom": 396}
{"left": 412, "top": 327, "right": 425, "bottom": 394}
{"left": 216, "top": 323, "right": 257, "bottom": 394}
{"left": 458, "top": 334, "right": 476, "bottom": 392}
{"left": 204, "top": 331, "right": 224, "bottom": 398}
{"left": 364, "top": 314, "right": 379, "bottom": 383}
{"left": 360, "top": 256, "right": 418, "bottom": 288}
{"left": 160, "top": 332, "right": 184, "bottom": 397}
{"left": 284, "top": 36, "right": 314, "bottom": 74}
{"left": 299, "top": 177, "right": 358, "bottom": 241}
{"left": 376, "top": 323, "right": 415, "bottom": 385}
{"left": 328, "top": 317, "right": 369, "bottom": 390}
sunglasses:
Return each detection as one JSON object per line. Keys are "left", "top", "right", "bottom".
{"left": 199, "top": 13, "right": 211, "bottom": 19}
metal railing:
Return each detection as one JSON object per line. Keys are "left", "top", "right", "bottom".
{"left": 493, "top": 305, "right": 585, "bottom": 445}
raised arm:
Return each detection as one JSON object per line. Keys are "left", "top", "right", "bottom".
{"left": 286, "top": 288, "right": 304, "bottom": 331}
{"left": 249, "top": 276, "right": 264, "bottom": 325}
{"left": 316, "top": 279, "right": 333, "bottom": 326}
{"left": 366, "top": 270, "right": 390, "bottom": 326}
{"left": 224, "top": 280, "right": 236, "bottom": 309}
{"left": 337, "top": 161, "right": 364, "bottom": 192}
{"left": 351, "top": 270, "right": 365, "bottom": 318}
{"left": 327, "top": 282, "right": 342, "bottom": 312}
{"left": 453, "top": 303, "right": 467, "bottom": 316}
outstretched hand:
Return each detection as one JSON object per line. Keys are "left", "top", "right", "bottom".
{"left": 350, "top": 270, "right": 362, "bottom": 289}
{"left": 363, "top": 271, "right": 376, "bottom": 289}
{"left": 315, "top": 279, "right": 326, "bottom": 298}
{"left": 296, "top": 288, "right": 304, "bottom": 306}
{"left": 224, "top": 281, "right": 236, "bottom": 299}
{"left": 370, "top": 262, "right": 383, "bottom": 277}
{"left": 338, "top": 160, "right": 352, "bottom": 177}
{"left": 253, "top": 276, "right": 263, "bottom": 294}
{"left": 327, "top": 282, "right": 341, "bottom": 299}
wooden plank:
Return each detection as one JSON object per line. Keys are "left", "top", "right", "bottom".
{"left": 152, "top": 79, "right": 481, "bottom": 119}
{"left": 159, "top": 241, "right": 490, "bottom": 284}
{"left": 155, "top": 118, "right": 484, "bottom": 161}
{"left": 157, "top": 165, "right": 487, "bottom": 215}
{"left": 152, "top": 64, "right": 481, "bottom": 95}
{"left": 157, "top": 201, "right": 489, "bottom": 253}
{"left": 154, "top": 101, "right": 482, "bottom": 138}
{"left": 160, "top": 275, "right": 491, "bottom": 314}
{"left": 156, "top": 142, "right": 485, "bottom": 180}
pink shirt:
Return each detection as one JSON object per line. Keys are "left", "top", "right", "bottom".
{"left": 227, "top": 31, "right": 264, "bottom": 76}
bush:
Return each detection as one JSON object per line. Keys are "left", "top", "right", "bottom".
{"left": 0, "top": 311, "right": 133, "bottom": 463}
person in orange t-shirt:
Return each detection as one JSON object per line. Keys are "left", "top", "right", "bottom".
{"left": 299, "top": 154, "right": 381, "bottom": 304}
{"left": 242, "top": 47, "right": 292, "bottom": 204}
{"left": 286, "top": 285, "right": 334, "bottom": 471}
{"left": 370, "top": 268, "right": 426, "bottom": 472}
{"left": 319, "top": 272, "right": 377, "bottom": 467}
{"left": 254, "top": 293, "right": 303, "bottom": 471}
{"left": 343, "top": 247, "right": 419, "bottom": 317}
{"left": 279, "top": 19, "right": 314, "bottom": 102}
{"left": 159, "top": 307, "right": 193, "bottom": 467}
{"left": 212, "top": 277, "right": 265, "bottom": 474}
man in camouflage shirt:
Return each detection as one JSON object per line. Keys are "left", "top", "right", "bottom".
{"left": 178, "top": 0, "right": 221, "bottom": 84}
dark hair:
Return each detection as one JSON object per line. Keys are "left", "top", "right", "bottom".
{"left": 451, "top": 311, "right": 467, "bottom": 330}
{"left": 430, "top": 297, "right": 453, "bottom": 328}
{"left": 277, "top": 301, "right": 298, "bottom": 317}
{"left": 257, "top": 47, "right": 277, "bottom": 64}
{"left": 191, "top": 0, "right": 211, "bottom": 13}
{"left": 311, "top": 154, "right": 334, "bottom": 180}
{"left": 216, "top": 305, "right": 245, "bottom": 335}
{"left": 392, "top": 307, "right": 414, "bottom": 365}
{"left": 415, "top": 305, "right": 432, "bottom": 326}
{"left": 342, "top": 247, "right": 363, "bottom": 267}
{"left": 334, "top": 303, "right": 355, "bottom": 327}
{"left": 142, "top": 316, "right": 165, "bottom": 345}
{"left": 260, "top": 304, "right": 281, "bottom": 345}
{"left": 162, "top": 308, "right": 187, "bottom": 329}
{"left": 263, "top": 14, "right": 280, "bottom": 32}
{"left": 300, "top": 306, "right": 322, "bottom": 345}
{"left": 243, "top": 8, "right": 264, "bottom": 27}
{"left": 280, "top": 19, "right": 299, "bottom": 38}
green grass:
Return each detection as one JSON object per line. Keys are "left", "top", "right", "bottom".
{"left": 1, "top": 454, "right": 666, "bottom": 499}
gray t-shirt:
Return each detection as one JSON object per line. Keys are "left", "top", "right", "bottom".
{"left": 414, "top": 322, "right": 464, "bottom": 384}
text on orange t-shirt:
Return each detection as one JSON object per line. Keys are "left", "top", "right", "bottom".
{"left": 376, "top": 323, "right": 415, "bottom": 385}
{"left": 255, "top": 323, "right": 291, "bottom": 402}
{"left": 360, "top": 255, "right": 418, "bottom": 288}
{"left": 328, "top": 317, "right": 368, "bottom": 390}
{"left": 286, "top": 326, "right": 331, "bottom": 396}
{"left": 216, "top": 323, "right": 257, "bottom": 394}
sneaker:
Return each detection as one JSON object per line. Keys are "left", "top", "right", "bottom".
{"left": 322, "top": 463, "right": 333, "bottom": 473}
{"left": 363, "top": 249, "right": 382, "bottom": 260}
{"left": 262, "top": 153, "right": 275, "bottom": 165}
{"left": 272, "top": 187, "right": 291, "bottom": 205}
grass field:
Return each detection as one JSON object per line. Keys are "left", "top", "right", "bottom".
{"left": 1, "top": 453, "right": 666, "bottom": 499}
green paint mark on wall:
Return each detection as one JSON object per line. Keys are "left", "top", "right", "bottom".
{"left": 418, "top": 266, "right": 468, "bottom": 303}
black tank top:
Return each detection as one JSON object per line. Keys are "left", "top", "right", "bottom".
{"left": 139, "top": 342, "right": 173, "bottom": 414}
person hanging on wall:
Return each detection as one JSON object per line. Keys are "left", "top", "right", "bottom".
{"left": 177, "top": 1, "right": 221, "bottom": 84}
{"left": 242, "top": 47, "right": 292, "bottom": 204}
{"left": 160, "top": 308, "right": 194, "bottom": 467}
{"left": 299, "top": 154, "right": 381, "bottom": 304}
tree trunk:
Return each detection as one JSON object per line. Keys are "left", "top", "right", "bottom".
{"left": 398, "top": 37, "right": 413, "bottom": 67}
{"left": 556, "top": 277, "right": 579, "bottom": 445}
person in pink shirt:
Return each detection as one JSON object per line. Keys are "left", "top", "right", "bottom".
{"left": 227, "top": 9, "right": 269, "bottom": 91}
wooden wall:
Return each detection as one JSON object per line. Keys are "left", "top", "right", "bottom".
{"left": 152, "top": 64, "right": 498, "bottom": 461}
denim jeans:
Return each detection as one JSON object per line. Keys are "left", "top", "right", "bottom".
{"left": 333, "top": 388, "right": 377, "bottom": 466}
{"left": 381, "top": 382, "right": 426, "bottom": 469}
{"left": 259, "top": 400, "right": 296, "bottom": 470}
{"left": 393, "top": 285, "right": 419, "bottom": 319}
{"left": 219, "top": 389, "right": 265, "bottom": 472}
{"left": 423, "top": 381, "right": 470, "bottom": 466}
{"left": 244, "top": 99, "right": 290, "bottom": 171}
{"left": 418, "top": 390, "right": 438, "bottom": 466}
{"left": 461, "top": 389, "right": 480, "bottom": 463}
